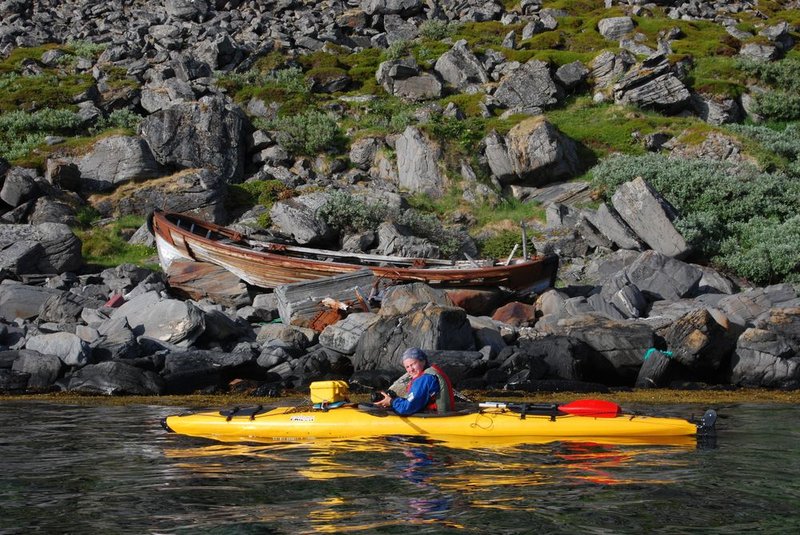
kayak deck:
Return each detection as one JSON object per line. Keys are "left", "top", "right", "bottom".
{"left": 163, "top": 404, "right": 704, "bottom": 443}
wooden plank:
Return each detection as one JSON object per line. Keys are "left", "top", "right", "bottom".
{"left": 247, "top": 239, "right": 457, "bottom": 267}
{"left": 274, "top": 269, "right": 378, "bottom": 329}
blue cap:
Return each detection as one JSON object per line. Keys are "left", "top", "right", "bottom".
{"left": 401, "top": 348, "right": 428, "bottom": 362}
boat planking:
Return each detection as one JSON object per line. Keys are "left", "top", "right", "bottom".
{"left": 149, "top": 210, "right": 559, "bottom": 292}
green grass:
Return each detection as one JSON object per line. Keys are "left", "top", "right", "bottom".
{"left": 76, "top": 215, "right": 158, "bottom": 269}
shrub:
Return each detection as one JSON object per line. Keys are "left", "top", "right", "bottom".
{"left": 319, "top": 191, "right": 389, "bottom": 233}
{"left": 92, "top": 109, "right": 143, "bottom": 133}
{"left": 66, "top": 40, "right": 107, "bottom": 59}
{"left": 226, "top": 180, "right": 292, "bottom": 226}
{"left": 478, "top": 230, "right": 527, "bottom": 260}
{"left": 736, "top": 58, "right": 800, "bottom": 120}
{"left": 385, "top": 41, "right": 411, "bottom": 61}
{"left": 268, "top": 110, "right": 343, "bottom": 156}
{"left": 395, "top": 209, "right": 462, "bottom": 258}
{"left": 589, "top": 153, "right": 800, "bottom": 284}
{"left": 717, "top": 216, "right": 800, "bottom": 284}
{"left": 418, "top": 20, "right": 461, "bottom": 41}
{"left": 0, "top": 108, "right": 81, "bottom": 160}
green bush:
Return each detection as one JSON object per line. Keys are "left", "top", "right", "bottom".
{"left": 418, "top": 20, "right": 461, "bottom": 41}
{"left": 92, "top": 109, "right": 143, "bottom": 133}
{"left": 268, "top": 110, "right": 343, "bottom": 156}
{"left": 226, "top": 180, "right": 292, "bottom": 224}
{"left": 385, "top": 41, "right": 412, "bottom": 61}
{"left": 0, "top": 108, "right": 81, "bottom": 160}
{"left": 736, "top": 58, "right": 800, "bottom": 121}
{"left": 718, "top": 216, "right": 800, "bottom": 284}
{"left": 590, "top": 153, "right": 800, "bottom": 284}
{"left": 319, "top": 191, "right": 389, "bottom": 233}
{"left": 478, "top": 230, "right": 527, "bottom": 260}
{"left": 395, "top": 209, "right": 462, "bottom": 258}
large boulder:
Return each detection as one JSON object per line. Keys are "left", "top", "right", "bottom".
{"left": 351, "top": 304, "right": 475, "bottom": 370}
{"left": 110, "top": 291, "right": 205, "bottom": 347}
{"left": 160, "top": 348, "right": 257, "bottom": 394}
{"left": 0, "top": 223, "right": 83, "bottom": 276}
{"left": 73, "top": 136, "right": 161, "bottom": 193}
{"left": 57, "top": 361, "right": 164, "bottom": 395}
{"left": 396, "top": 126, "right": 445, "bottom": 197}
{"left": 140, "top": 95, "right": 246, "bottom": 183}
{"left": 10, "top": 349, "right": 64, "bottom": 389}
{"left": 0, "top": 283, "right": 61, "bottom": 321}
{"left": 623, "top": 250, "right": 703, "bottom": 302}
{"left": 25, "top": 332, "right": 92, "bottom": 367}
{"left": 729, "top": 328, "right": 799, "bottom": 388}
{"left": 494, "top": 60, "right": 562, "bottom": 111}
{"left": 319, "top": 312, "right": 381, "bottom": 355}
{"left": 269, "top": 191, "right": 336, "bottom": 245}
{"left": 613, "top": 55, "right": 691, "bottom": 114}
{"left": 505, "top": 116, "right": 580, "bottom": 186}
{"left": 434, "top": 40, "right": 489, "bottom": 91}
{"left": 611, "top": 177, "right": 691, "bottom": 258}
{"left": 662, "top": 308, "right": 738, "bottom": 381}
{"left": 106, "top": 168, "right": 226, "bottom": 222}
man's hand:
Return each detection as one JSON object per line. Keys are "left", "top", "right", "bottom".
{"left": 373, "top": 391, "right": 392, "bottom": 408}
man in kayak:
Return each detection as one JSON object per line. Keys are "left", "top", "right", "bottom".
{"left": 373, "top": 348, "right": 455, "bottom": 415}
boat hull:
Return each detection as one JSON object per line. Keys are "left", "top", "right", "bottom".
{"left": 150, "top": 210, "right": 559, "bottom": 291}
{"left": 163, "top": 406, "right": 700, "bottom": 444}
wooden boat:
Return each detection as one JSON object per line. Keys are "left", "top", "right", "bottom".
{"left": 149, "top": 210, "right": 559, "bottom": 292}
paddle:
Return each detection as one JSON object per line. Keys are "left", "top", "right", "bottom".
{"left": 478, "top": 399, "right": 622, "bottom": 419}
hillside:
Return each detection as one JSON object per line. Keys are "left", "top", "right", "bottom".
{"left": 0, "top": 0, "right": 798, "bottom": 284}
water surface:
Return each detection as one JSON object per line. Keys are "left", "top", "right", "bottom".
{"left": 1, "top": 402, "right": 798, "bottom": 534}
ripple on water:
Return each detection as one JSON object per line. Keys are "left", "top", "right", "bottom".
{"left": 0, "top": 402, "right": 798, "bottom": 534}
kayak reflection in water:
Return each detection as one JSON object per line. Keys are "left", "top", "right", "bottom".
{"left": 373, "top": 348, "right": 456, "bottom": 415}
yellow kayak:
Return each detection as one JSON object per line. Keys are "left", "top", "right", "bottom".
{"left": 162, "top": 402, "right": 714, "bottom": 445}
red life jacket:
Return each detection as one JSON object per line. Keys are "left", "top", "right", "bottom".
{"left": 406, "top": 364, "right": 455, "bottom": 413}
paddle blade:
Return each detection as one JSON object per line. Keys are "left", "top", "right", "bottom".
{"left": 559, "top": 399, "right": 622, "bottom": 418}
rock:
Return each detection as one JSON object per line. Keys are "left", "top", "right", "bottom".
{"left": 597, "top": 17, "right": 634, "bottom": 41}
{"left": 539, "top": 314, "right": 655, "bottom": 385}
{"left": 379, "top": 283, "right": 453, "bottom": 316}
{"left": 25, "top": 332, "right": 92, "bottom": 367}
{"left": 111, "top": 168, "right": 226, "bottom": 222}
{"left": 110, "top": 291, "right": 205, "bottom": 347}
{"left": 0, "top": 369, "right": 30, "bottom": 392}
{"left": 433, "top": 39, "right": 489, "bottom": 91}
{"left": 161, "top": 348, "right": 257, "bottom": 394}
{"left": 494, "top": 60, "right": 562, "bottom": 111}
{"left": 730, "top": 328, "right": 799, "bottom": 388}
{"left": 492, "top": 301, "right": 538, "bottom": 327}
{"left": 613, "top": 55, "right": 690, "bottom": 114}
{"left": 351, "top": 304, "right": 475, "bottom": 370}
{"left": 590, "top": 50, "right": 635, "bottom": 89}
{"left": 375, "top": 221, "right": 439, "bottom": 258}
{"left": 517, "top": 335, "right": 592, "bottom": 381}
{"left": 611, "top": 176, "right": 691, "bottom": 258}
{"left": 739, "top": 42, "right": 779, "bottom": 61}
{"left": 10, "top": 349, "right": 64, "bottom": 389}
{"left": 165, "top": 0, "right": 210, "bottom": 22}
{"left": 38, "top": 292, "right": 105, "bottom": 323}
{"left": 269, "top": 191, "right": 335, "bottom": 245}
{"left": 483, "top": 131, "right": 516, "bottom": 184}
{"left": 58, "top": 361, "right": 164, "bottom": 395}
{"left": 140, "top": 77, "right": 196, "bottom": 113}
{"left": 554, "top": 60, "right": 589, "bottom": 90}
{"left": 505, "top": 116, "right": 580, "bottom": 186}
{"left": 396, "top": 126, "right": 445, "bottom": 197}
{"left": 716, "top": 285, "right": 800, "bottom": 328}
{"left": 93, "top": 316, "right": 141, "bottom": 361}
{"left": 634, "top": 349, "right": 673, "bottom": 388}
{"left": 361, "top": 0, "right": 423, "bottom": 16}
{"left": 582, "top": 203, "right": 644, "bottom": 251}
{"left": 72, "top": 135, "right": 161, "bottom": 193}
{"left": 319, "top": 312, "right": 381, "bottom": 354}
{"left": 690, "top": 93, "right": 743, "bottom": 125}
{"left": 140, "top": 95, "right": 246, "bottom": 183}
{"left": 623, "top": 250, "right": 703, "bottom": 302}
{"left": 445, "top": 288, "right": 506, "bottom": 316}
{"left": 662, "top": 308, "right": 738, "bottom": 381}
{"left": 0, "top": 283, "right": 61, "bottom": 321}
{"left": 349, "top": 137, "right": 383, "bottom": 170}
{"left": 0, "top": 167, "right": 40, "bottom": 207}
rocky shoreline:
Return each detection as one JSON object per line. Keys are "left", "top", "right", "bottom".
{"left": 1, "top": 1, "right": 799, "bottom": 396}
